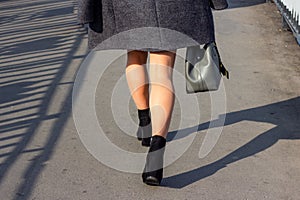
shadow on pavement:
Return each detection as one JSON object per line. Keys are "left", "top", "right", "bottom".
{"left": 0, "top": 0, "right": 85, "bottom": 199}
{"left": 164, "top": 96, "right": 300, "bottom": 188}
{"left": 227, "top": 0, "right": 268, "bottom": 9}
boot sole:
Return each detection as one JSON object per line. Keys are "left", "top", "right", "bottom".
{"left": 144, "top": 176, "right": 160, "bottom": 186}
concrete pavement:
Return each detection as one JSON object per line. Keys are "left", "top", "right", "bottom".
{"left": 0, "top": 0, "right": 299, "bottom": 199}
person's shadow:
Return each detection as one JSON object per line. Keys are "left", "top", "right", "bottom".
{"left": 162, "top": 96, "right": 300, "bottom": 188}
{"left": 226, "top": 0, "right": 267, "bottom": 9}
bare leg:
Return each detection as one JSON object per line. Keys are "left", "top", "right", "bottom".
{"left": 149, "top": 51, "right": 176, "bottom": 139}
{"left": 126, "top": 50, "right": 152, "bottom": 145}
{"left": 125, "top": 50, "right": 149, "bottom": 109}
{"left": 142, "top": 50, "right": 176, "bottom": 186}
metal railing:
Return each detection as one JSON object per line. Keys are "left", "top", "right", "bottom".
{"left": 273, "top": 0, "right": 300, "bottom": 44}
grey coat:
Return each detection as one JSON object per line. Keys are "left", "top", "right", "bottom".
{"left": 77, "top": 0, "right": 228, "bottom": 51}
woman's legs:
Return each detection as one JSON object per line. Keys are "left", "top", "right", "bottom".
{"left": 126, "top": 49, "right": 176, "bottom": 185}
{"left": 149, "top": 51, "right": 176, "bottom": 139}
{"left": 126, "top": 50, "right": 177, "bottom": 139}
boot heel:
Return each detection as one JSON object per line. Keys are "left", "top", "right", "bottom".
{"left": 137, "top": 127, "right": 143, "bottom": 141}
{"left": 141, "top": 137, "right": 151, "bottom": 147}
{"left": 136, "top": 123, "right": 152, "bottom": 147}
{"left": 141, "top": 123, "right": 152, "bottom": 147}
{"left": 136, "top": 109, "right": 152, "bottom": 146}
{"left": 136, "top": 124, "right": 152, "bottom": 146}
{"left": 142, "top": 135, "right": 166, "bottom": 186}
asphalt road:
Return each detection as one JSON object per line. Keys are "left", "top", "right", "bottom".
{"left": 0, "top": 0, "right": 299, "bottom": 199}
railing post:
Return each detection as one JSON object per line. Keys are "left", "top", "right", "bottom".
{"left": 273, "top": 0, "right": 300, "bottom": 45}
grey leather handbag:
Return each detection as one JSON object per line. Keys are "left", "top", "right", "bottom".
{"left": 185, "top": 42, "right": 229, "bottom": 93}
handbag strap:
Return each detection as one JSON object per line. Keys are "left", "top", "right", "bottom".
{"left": 212, "top": 42, "right": 229, "bottom": 79}
{"left": 220, "top": 63, "right": 229, "bottom": 79}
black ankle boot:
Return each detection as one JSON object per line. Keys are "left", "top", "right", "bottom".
{"left": 136, "top": 108, "right": 152, "bottom": 147}
{"left": 142, "top": 135, "right": 166, "bottom": 186}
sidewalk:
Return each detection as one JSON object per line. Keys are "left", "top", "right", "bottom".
{"left": 0, "top": 0, "right": 299, "bottom": 200}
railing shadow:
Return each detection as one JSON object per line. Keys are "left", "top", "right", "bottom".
{"left": 163, "top": 96, "right": 300, "bottom": 188}
{"left": 0, "top": 0, "right": 85, "bottom": 199}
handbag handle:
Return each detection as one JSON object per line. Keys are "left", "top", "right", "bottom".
{"left": 210, "top": 42, "right": 229, "bottom": 79}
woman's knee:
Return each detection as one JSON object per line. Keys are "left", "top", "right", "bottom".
{"left": 149, "top": 50, "right": 176, "bottom": 67}
{"left": 149, "top": 66, "right": 174, "bottom": 92}
{"left": 127, "top": 50, "right": 148, "bottom": 65}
